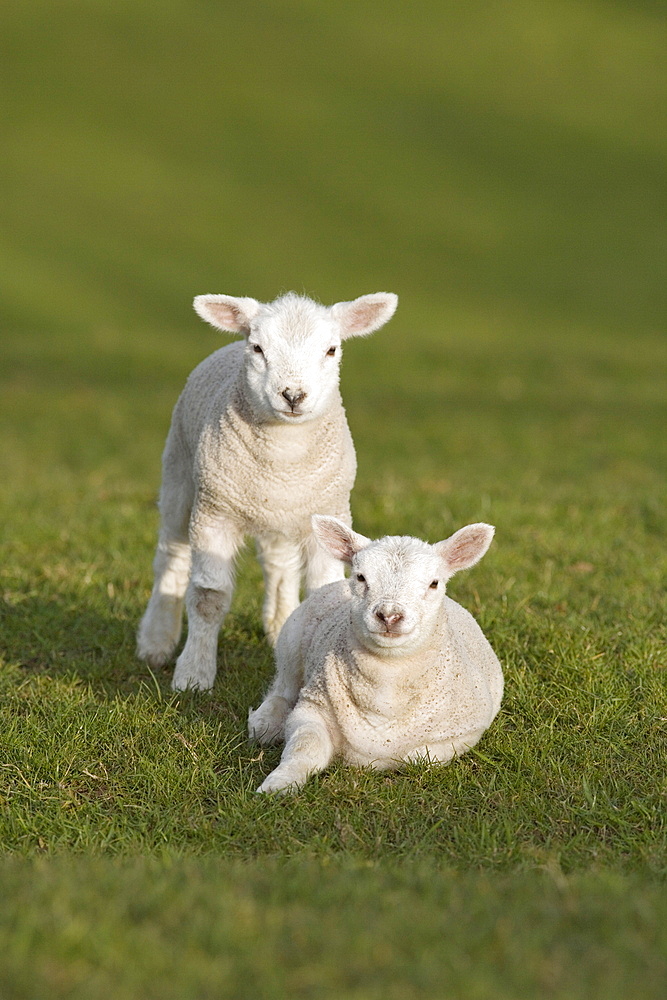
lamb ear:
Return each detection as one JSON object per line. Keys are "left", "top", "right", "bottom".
{"left": 331, "top": 292, "right": 398, "bottom": 340}
{"left": 311, "top": 515, "right": 371, "bottom": 564}
{"left": 193, "top": 294, "right": 261, "bottom": 335}
{"left": 434, "top": 523, "right": 495, "bottom": 576}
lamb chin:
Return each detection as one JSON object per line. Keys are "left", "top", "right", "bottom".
{"left": 277, "top": 410, "right": 312, "bottom": 423}
{"left": 370, "top": 630, "right": 414, "bottom": 648}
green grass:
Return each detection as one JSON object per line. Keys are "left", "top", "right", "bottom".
{"left": 1, "top": 858, "right": 665, "bottom": 1000}
{"left": 1, "top": 0, "right": 666, "bottom": 996}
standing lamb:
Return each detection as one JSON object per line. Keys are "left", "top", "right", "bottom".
{"left": 248, "top": 516, "right": 503, "bottom": 794}
{"left": 137, "top": 291, "right": 398, "bottom": 692}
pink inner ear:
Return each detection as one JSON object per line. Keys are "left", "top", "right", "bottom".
{"left": 315, "top": 522, "right": 355, "bottom": 563}
{"left": 313, "top": 516, "right": 370, "bottom": 564}
{"left": 346, "top": 302, "right": 382, "bottom": 334}
{"left": 206, "top": 302, "right": 246, "bottom": 330}
{"left": 440, "top": 525, "right": 493, "bottom": 572}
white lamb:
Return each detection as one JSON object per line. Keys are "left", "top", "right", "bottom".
{"left": 248, "top": 516, "right": 503, "bottom": 794}
{"left": 137, "top": 291, "right": 398, "bottom": 692}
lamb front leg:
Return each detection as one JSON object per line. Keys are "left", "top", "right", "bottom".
{"left": 137, "top": 440, "right": 193, "bottom": 667}
{"left": 171, "top": 515, "right": 243, "bottom": 692}
{"left": 137, "top": 539, "right": 191, "bottom": 668}
{"left": 257, "top": 705, "right": 334, "bottom": 794}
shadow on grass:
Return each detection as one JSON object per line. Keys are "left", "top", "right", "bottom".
{"left": 0, "top": 590, "right": 271, "bottom": 726}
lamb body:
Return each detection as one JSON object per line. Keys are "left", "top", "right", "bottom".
{"left": 137, "top": 291, "right": 397, "bottom": 692}
{"left": 249, "top": 517, "right": 503, "bottom": 793}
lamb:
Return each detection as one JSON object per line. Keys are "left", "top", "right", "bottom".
{"left": 137, "top": 291, "right": 398, "bottom": 692}
{"left": 248, "top": 516, "right": 503, "bottom": 794}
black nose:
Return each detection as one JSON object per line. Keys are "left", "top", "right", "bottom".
{"left": 282, "top": 388, "right": 307, "bottom": 410}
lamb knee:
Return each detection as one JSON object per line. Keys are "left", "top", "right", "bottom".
{"left": 193, "top": 585, "right": 228, "bottom": 623}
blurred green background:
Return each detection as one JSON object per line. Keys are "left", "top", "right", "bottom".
{"left": 2, "top": 0, "right": 665, "bottom": 508}
{"left": 3, "top": 1, "right": 664, "bottom": 338}
{"left": 2, "top": 0, "right": 665, "bottom": 333}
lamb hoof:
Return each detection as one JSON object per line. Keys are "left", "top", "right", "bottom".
{"left": 171, "top": 662, "right": 215, "bottom": 692}
{"left": 171, "top": 675, "right": 214, "bottom": 693}
{"left": 256, "top": 771, "right": 299, "bottom": 795}
{"left": 138, "top": 644, "right": 175, "bottom": 669}
{"left": 248, "top": 697, "right": 290, "bottom": 745}
{"left": 137, "top": 602, "right": 183, "bottom": 667}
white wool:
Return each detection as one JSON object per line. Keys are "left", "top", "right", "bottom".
{"left": 137, "top": 291, "right": 398, "bottom": 691}
{"left": 249, "top": 518, "right": 503, "bottom": 794}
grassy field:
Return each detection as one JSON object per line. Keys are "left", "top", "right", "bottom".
{"left": 1, "top": 1, "right": 666, "bottom": 997}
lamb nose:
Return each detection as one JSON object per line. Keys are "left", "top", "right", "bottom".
{"left": 376, "top": 609, "right": 403, "bottom": 628}
{"left": 282, "top": 388, "right": 306, "bottom": 409}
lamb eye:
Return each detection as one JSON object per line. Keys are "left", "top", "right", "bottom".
{"left": 252, "top": 344, "right": 263, "bottom": 354}
{"left": 430, "top": 580, "right": 439, "bottom": 589}
{"left": 356, "top": 573, "right": 366, "bottom": 583}
{"left": 326, "top": 346, "right": 337, "bottom": 356}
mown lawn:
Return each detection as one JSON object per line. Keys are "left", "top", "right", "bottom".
{"left": 1, "top": 1, "right": 665, "bottom": 997}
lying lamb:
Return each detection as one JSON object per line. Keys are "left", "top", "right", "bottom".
{"left": 249, "top": 516, "right": 503, "bottom": 794}
{"left": 137, "top": 291, "right": 398, "bottom": 692}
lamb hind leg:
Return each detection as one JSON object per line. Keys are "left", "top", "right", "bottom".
{"left": 137, "top": 467, "right": 193, "bottom": 667}
{"left": 403, "top": 728, "right": 488, "bottom": 766}
{"left": 171, "top": 516, "right": 243, "bottom": 692}
{"left": 248, "top": 611, "right": 306, "bottom": 744}
{"left": 256, "top": 534, "right": 304, "bottom": 644}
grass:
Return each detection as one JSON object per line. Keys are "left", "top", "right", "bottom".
{"left": 1, "top": 0, "right": 666, "bottom": 996}
{"left": 1, "top": 859, "right": 665, "bottom": 1000}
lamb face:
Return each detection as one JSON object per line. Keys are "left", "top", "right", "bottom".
{"left": 348, "top": 537, "right": 448, "bottom": 656}
{"left": 243, "top": 296, "right": 344, "bottom": 424}
{"left": 311, "top": 516, "right": 496, "bottom": 658}
{"left": 194, "top": 290, "right": 398, "bottom": 425}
